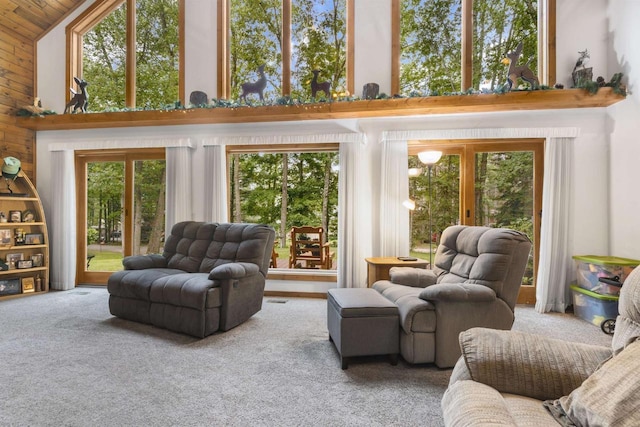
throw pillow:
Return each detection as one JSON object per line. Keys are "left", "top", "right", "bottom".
{"left": 545, "top": 338, "right": 640, "bottom": 426}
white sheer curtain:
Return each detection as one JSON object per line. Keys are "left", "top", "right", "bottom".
{"left": 46, "top": 137, "right": 192, "bottom": 289}
{"left": 338, "top": 139, "right": 373, "bottom": 288}
{"left": 49, "top": 150, "right": 76, "bottom": 290}
{"left": 166, "top": 146, "right": 193, "bottom": 229}
{"left": 379, "top": 140, "right": 410, "bottom": 256}
{"left": 536, "top": 137, "right": 574, "bottom": 313}
{"left": 203, "top": 145, "right": 228, "bottom": 222}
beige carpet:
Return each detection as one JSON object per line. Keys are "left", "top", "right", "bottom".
{"left": 0, "top": 287, "right": 611, "bottom": 426}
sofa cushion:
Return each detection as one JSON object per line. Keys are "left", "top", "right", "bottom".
{"left": 150, "top": 273, "right": 222, "bottom": 310}
{"left": 548, "top": 338, "right": 640, "bottom": 427}
{"left": 107, "top": 268, "right": 186, "bottom": 301}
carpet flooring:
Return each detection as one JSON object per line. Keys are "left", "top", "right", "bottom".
{"left": 0, "top": 287, "right": 611, "bottom": 426}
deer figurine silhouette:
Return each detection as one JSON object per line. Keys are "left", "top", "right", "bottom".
{"left": 311, "top": 70, "right": 331, "bottom": 99}
{"left": 64, "top": 77, "right": 89, "bottom": 113}
{"left": 501, "top": 42, "right": 539, "bottom": 90}
{"left": 239, "top": 65, "right": 267, "bottom": 103}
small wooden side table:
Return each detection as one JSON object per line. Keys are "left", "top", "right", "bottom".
{"left": 365, "top": 257, "right": 429, "bottom": 287}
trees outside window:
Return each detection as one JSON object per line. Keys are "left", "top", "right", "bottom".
{"left": 69, "top": 0, "right": 181, "bottom": 112}
{"left": 225, "top": 0, "right": 349, "bottom": 101}
{"left": 396, "top": 0, "right": 544, "bottom": 95}
{"left": 228, "top": 145, "right": 339, "bottom": 269}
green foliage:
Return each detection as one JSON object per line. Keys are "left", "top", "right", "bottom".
{"left": 87, "top": 227, "right": 99, "bottom": 245}
{"left": 230, "top": 0, "right": 346, "bottom": 102}
{"left": 230, "top": 0, "right": 282, "bottom": 101}
{"left": 230, "top": 151, "right": 339, "bottom": 241}
{"left": 82, "top": 0, "right": 179, "bottom": 111}
{"left": 472, "top": 0, "right": 538, "bottom": 90}
{"left": 400, "top": 0, "right": 462, "bottom": 95}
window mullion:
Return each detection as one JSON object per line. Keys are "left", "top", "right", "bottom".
{"left": 126, "top": 0, "right": 136, "bottom": 108}
{"left": 282, "top": 0, "right": 292, "bottom": 96}
{"left": 461, "top": 0, "right": 473, "bottom": 91}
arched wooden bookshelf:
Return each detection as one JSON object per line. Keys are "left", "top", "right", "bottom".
{"left": 0, "top": 171, "right": 49, "bottom": 299}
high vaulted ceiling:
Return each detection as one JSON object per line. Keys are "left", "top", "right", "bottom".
{"left": 0, "top": 0, "right": 85, "bottom": 41}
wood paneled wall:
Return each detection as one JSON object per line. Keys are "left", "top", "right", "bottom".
{"left": 0, "top": 29, "right": 35, "bottom": 181}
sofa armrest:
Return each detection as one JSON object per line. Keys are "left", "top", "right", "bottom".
{"left": 389, "top": 266, "right": 437, "bottom": 288}
{"left": 457, "top": 327, "right": 612, "bottom": 401}
{"left": 442, "top": 380, "right": 520, "bottom": 427}
{"left": 122, "top": 254, "right": 167, "bottom": 270}
{"left": 419, "top": 283, "right": 496, "bottom": 303}
{"left": 208, "top": 262, "right": 260, "bottom": 280}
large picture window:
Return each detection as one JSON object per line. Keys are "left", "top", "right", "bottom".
{"left": 220, "top": 0, "right": 352, "bottom": 101}
{"left": 393, "top": 0, "right": 553, "bottom": 95}
{"left": 227, "top": 144, "right": 339, "bottom": 277}
{"left": 67, "top": 0, "right": 183, "bottom": 111}
{"left": 408, "top": 140, "right": 543, "bottom": 304}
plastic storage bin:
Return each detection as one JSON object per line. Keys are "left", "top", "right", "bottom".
{"left": 573, "top": 255, "right": 640, "bottom": 296}
{"left": 570, "top": 284, "right": 619, "bottom": 327}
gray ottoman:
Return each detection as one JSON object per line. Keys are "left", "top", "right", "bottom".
{"left": 327, "top": 288, "right": 399, "bottom": 369}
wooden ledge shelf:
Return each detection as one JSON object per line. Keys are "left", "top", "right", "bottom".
{"left": 16, "top": 88, "right": 625, "bottom": 131}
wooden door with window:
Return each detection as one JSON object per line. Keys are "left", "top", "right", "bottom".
{"left": 75, "top": 149, "right": 166, "bottom": 285}
{"left": 409, "top": 139, "right": 543, "bottom": 304}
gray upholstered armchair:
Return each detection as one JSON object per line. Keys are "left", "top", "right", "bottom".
{"left": 442, "top": 263, "right": 640, "bottom": 426}
{"left": 373, "top": 225, "right": 532, "bottom": 367}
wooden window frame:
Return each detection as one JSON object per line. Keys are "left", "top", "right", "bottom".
{"left": 66, "top": 0, "right": 185, "bottom": 109}
{"left": 392, "top": 0, "right": 556, "bottom": 94}
{"left": 226, "top": 143, "right": 339, "bottom": 283}
{"left": 409, "top": 139, "right": 544, "bottom": 305}
{"left": 218, "top": 0, "right": 354, "bottom": 100}
{"left": 75, "top": 148, "right": 166, "bottom": 285}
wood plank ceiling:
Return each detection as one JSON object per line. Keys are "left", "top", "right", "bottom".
{"left": 0, "top": 0, "right": 85, "bottom": 42}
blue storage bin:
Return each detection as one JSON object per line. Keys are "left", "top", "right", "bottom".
{"left": 570, "top": 284, "right": 619, "bottom": 327}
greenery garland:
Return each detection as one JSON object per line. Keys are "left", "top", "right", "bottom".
{"left": 16, "top": 73, "right": 626, "bottom": 117}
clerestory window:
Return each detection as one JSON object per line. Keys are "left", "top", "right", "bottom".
{"left": 66, "top": 0, "right": 183, "bottom": 111}
{"left": 219, "top": 0, "right": 353, "bottom": 102}
{"left": 393, "top": 0, "right": 554, "bottom": 95}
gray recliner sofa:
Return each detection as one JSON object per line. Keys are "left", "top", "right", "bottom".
{"left": 107, "top": 221, "right": 275, "bottom": 338}
{"left": 373, "top": 225, "right": 532, "bottom": 368}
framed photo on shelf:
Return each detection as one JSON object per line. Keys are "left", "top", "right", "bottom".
{"left": 17, "top": 259, "right": 33, "bottom": 269}
{"left": 21, "top": 276, "right": 35, "bottom": 293}
{"left": 22, "top": 209, "right": 35, "bottom": 222}
{"left": 25, "top": 233, "right": 44, "bottom": 245}
{"left": 5, "top": 253, "right": 23, "bottom": 270}
{"left": 9, "top": 210, "right": 22, "bottom": 223}
{"left": 31, "top": 253, "right": 44, "bottom": 267}
{"left": 0, "top": 229, "right": 11, "bottom": 247}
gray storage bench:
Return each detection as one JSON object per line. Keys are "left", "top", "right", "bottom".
{"left": 327, "top": 288, "right": 399, "bottom": 369}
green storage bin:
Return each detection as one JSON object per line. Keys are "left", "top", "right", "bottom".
{"left": 572, "top": 255, "right": 640, "bottom": 296}
{"left": 570, "top": 284, "right": 619, "bottom": 327}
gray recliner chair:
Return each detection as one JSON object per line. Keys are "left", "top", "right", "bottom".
{"left": 108, "top": 221, "right": 275, "bottom": 338}
{"left": 373, "top": 225, "right": 532, "bottom": 368}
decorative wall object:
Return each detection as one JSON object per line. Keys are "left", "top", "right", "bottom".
{"left": 189, "top": 91, "right": 208, "bottom": 106}
{"left": 239, "top": 65, "right": 267, "bottom": 103}
{"left": 502, "top": 42, "right": 539, "bottom": 90}
{"left": 311, "top": 70, "right": 331, "bottom": 99}
{"left": 572, "top": 49, "right": 593, "bottom": 87}
{"left": 64, "top": 77, "right": 89, "bottom": 113}
{"left": 362, "top": 83, "right": 380, "bottom": 100}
